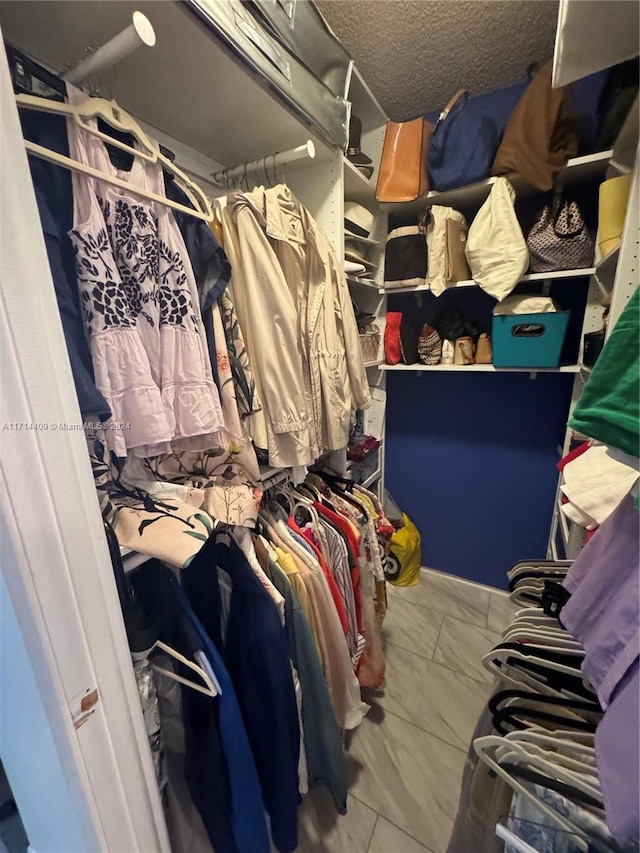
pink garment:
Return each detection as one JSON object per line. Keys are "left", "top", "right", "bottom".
{"left": 66, "top": 86, "right": 223, "bottom": 457}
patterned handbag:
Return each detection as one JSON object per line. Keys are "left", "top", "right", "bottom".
{"left": 418, "top": 324, "right": 442, "bottom": 365}
{"left": 527, "top": 197, "right": 594, "bottom": 272}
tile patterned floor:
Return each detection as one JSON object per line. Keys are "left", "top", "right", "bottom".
{"left": 296, "top": 568, "right": 518, "bottom": 853}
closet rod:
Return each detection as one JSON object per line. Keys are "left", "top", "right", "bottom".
{"left": 212, "top": 140, "right": 316, "bottom": 187}
{"left": 63, "top": 11, "right": 156, "bottom": 86}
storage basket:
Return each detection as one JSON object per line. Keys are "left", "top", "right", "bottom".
{"left": 359, "top": 325, "right": 380, "bottom": 363}
{"left": 492, "top": 312, "right": 570, "bottom": 368}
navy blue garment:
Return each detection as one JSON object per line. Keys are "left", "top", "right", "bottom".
{"left": 19, "top": 108, "right": 111, "bottom": 419}
{"left": 130, "top": 561, "right": 238, "bottom": 853}
{"left": 165, "top": 179, "right": 231, "bottom": 388}
{"left": 183, "top": 534, "right": 301, "bottom": 853}
{"left": 132, "top": 561, "right": 270, "bottom": 853}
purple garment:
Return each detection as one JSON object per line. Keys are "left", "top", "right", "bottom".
{"left": 562, "top": 492, "right": 639, "bottom": 709}
{"left": 595, "top": 660, "right": 639, "bottom": 848}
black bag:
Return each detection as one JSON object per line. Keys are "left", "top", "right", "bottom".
{"left": 399, "top": 318, "right": 419, "bottom": 365}
{"left": 433, "top": 304, "right": 478, "bottom": 342}
{"left": 383, "top": 226, "right": 428, "bottom": 289}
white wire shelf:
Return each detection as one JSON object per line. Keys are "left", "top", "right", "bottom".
{"left": 379, "top": 364, "right": 582, "bottom": 374}
{"left": 378, "top": 267, "right": 596, "bottom": 295}
{"left": 382, "top": 151, "right": 614, "bottom": 217}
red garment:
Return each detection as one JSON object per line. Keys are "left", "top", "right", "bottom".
{"left": 287, "top": 517, "right": 350, "bottom": 637}
{"left": 557, "top": 441, "right": 590, "bottom": 472}
{"left": 314, "top": 502, "right": 363, "bottom": 635}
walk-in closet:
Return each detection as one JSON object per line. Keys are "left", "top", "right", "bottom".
{"left": 0, "top": 1, "right": 638, "bottom": 852}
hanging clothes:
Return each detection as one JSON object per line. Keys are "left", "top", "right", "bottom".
{"left": 221, "top": 185, "right": 371, "bottom": 468}
{"left": 19, "top": 104, "right": 111, "bottom": 420}
{"left": 66, "top": 85, "right": 224, "bottom": 458}
{"left": 130, "top": 560, "right": 269, "bottom": 853}
{"left": 182, "top": 534, "right": 301, "bottom": 853}
{"left": 257, "top": 542, "right": 349, "bottom": 813}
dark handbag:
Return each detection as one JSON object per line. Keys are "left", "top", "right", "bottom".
{"left": 527, "top": 196, "right": 594, "bottom": 272}
{"left": 427, "top": 79, "right": 529, "bottom": 192}
{"left": 399, "top": 318, "right": 419, "bottom": 365}
{"left": 493, "top": 61, "right": 579, "bottom": 192}
{"left": 428, "top": 90, "right": 500, "bottom": 192}
{"left": 383, "top": 225, "right": 428, "bottom": 289}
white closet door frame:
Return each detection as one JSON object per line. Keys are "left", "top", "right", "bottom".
{"left": 0, "top": 40, "right": 170, "bottom": 853}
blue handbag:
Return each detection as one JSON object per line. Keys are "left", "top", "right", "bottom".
{"left": 427, "top": 82, "right": 530, "bottom": 192}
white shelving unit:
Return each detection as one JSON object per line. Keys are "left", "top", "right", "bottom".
{"left": 343, "top": 67, "right": 388, "bottom": 499}
{"left": 548, "top": 149, "right": 640, "bottom": 560}
{"left": 380, "top": 364, "right": 582, "bottom": 374}
{"left": 379, "top": 267, "right": 597, "bottom": 295}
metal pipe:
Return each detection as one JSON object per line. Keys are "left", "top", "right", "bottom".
{"left": 213, "top": 140, "right": 316, "bottom": 186}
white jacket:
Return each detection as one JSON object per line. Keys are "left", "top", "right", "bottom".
{"left": 222, "top": 185, "right": 370, "bottom": 468}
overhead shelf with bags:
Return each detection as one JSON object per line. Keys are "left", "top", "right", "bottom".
{"left": 381, "top": 149, "right": 614, "bottom": 219}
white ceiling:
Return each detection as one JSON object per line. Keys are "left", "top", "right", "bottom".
{"left": 317, "top": 0, "right": 560, "bottom": 120}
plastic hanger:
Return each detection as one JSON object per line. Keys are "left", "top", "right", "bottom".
{"left": 16, "top": 92, "right": 214, "bottom": 222}
{"left": 17, "top": 92, "right": 159, "bottom": 161}
{"left": 474, "top": 736, "right": 590, "bottom": 852}
{"left": 149, "top": 640, "right": 219, "bottom": 698}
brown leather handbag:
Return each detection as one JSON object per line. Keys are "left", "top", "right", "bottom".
{"left": 492, "top": 61, "right": 579, "bottom": 191}
{"left": 376, "top": 118, "right": 434, "bottom": 202}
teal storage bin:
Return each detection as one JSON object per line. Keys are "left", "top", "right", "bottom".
{"left": 492, "top": 311, "right": 570, "bottom": 368}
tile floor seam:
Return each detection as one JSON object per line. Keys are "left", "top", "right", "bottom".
{"left": 430, "top": 612, "right": 446, "bottom": 662}
{"left": 423, "top": 652, "right": 492, "bottom": 686}
{"left": 379, "top": 707, "right": 468, "bottom": 759}
{"left": 365, "top": 813, "right": 380, "bottom": 853}
{"left": 369, "top": 814, "right": 439, "bottom": 853}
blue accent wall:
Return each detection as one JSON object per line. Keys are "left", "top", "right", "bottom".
{"left": 385, "top": 371, "right": 574, "bottom": 589}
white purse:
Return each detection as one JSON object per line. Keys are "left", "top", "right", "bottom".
{"left": 465, "top": 178, "right": 529, "bottom": 302}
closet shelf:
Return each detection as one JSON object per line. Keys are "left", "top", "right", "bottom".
{"left": 343, "top": 156, "right": 377, "bottom": 205}
{"left": 347, "top": 276, "right": 380, "bottom": 290}
{"left": 361, "top": 467, "right": 382, "bottom": 488}
{"left": 380, "top": 364, "right": 582, "bottom": 374}
{"left": 364, "top": 359, "right": 384, "bottom": 368}
{"left": 382, "top": 150, "right": 614, "bottom": 217}
{"left": 378, "top": 267, "right": 597, "bottom": 295}
{"left": 594, "top": 245, "right": 620, "bottom": 291}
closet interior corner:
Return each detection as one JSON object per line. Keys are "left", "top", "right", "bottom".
{"left": 0, "top": 1, "right": 638, "bottom": 852}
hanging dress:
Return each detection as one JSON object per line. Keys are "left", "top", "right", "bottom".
{"left": 66, "top": 85, "right": 223, "bottom": 458}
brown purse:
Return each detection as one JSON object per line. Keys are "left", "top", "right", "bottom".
{"left": 376, "top": 118, "right": 434, "bottom": 203}
{"left": 492, "top": 61, "right": 578, "bottom": 192}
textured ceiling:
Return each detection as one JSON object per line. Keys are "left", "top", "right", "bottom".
{"left": 317, "top": 0, "right": 560, "bottom": 120}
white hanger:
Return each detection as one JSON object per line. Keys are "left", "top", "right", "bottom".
{"left": 495, "top": 741, "right": 602, "bottom": 792}
{"left": 17, "top": 92, "right": 159, "bottom": 161}
{"left": 474, "top": 736, "right": 590, "bottom": 852}
{"left": 149, "top": 640, "right": 218, "bottom": 698}
{"left": 16, "top": 92, "right": 213, "bottom": 222}
{"left": 495, "top": 823, "right": 542, "bottom": 853}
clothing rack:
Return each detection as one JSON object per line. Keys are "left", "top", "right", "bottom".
{"left": 62, "top": 11, "right": 156, "bottom": 87}
{"left": 211, "top": 140, "right": 316, "bottom": 188}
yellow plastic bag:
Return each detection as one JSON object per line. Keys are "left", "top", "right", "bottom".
{"left": 385, "top": 513, "right": 422, "bottom": 586}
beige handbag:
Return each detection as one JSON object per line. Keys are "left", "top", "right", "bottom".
{"left": 475, "top": 333, "right": 493, "bottom": 364}
{"left": 425, "top": 205, "right": 471, "bottom": 296}
{"left": 376, "top": 118, "right": 434, "bottom": 203}
{"left": 465, "top": 178, "right": 528, "bottom": 302}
